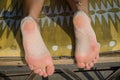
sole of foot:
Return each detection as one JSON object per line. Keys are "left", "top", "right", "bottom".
{"left": 73, "top": 11, "right": 100, "bottom": 70}
{"left": 21, "top": 16, "right": 55, "bottom": 77}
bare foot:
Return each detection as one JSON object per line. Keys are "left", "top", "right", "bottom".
{"left": 21, "top": 16, "right": 54, "bottom": 77}
{"left": 73, "top": 11, "right": 99, "bottom": 70}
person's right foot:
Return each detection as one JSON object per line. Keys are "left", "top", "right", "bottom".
{"left": 21, "top": 17, "right": 54, "bottom": 77}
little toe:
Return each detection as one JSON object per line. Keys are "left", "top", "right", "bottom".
{"left": 95, "top": 55, "right": 99, "bottom": 59}
{"left": 93, "top": 55, "right": 99, "bottom": 63}
{"left": 46, "top": 65, "right": 55, "bottom": 76}
{"left": 93, "top": 58, "right": 97, "bottom": 63}
{"left": 77, "top": 62, "right": 86, "bottom": 68}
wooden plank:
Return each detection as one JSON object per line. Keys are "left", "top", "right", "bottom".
{"left": 0, "top": 56, "right": 120, "bottom": 66}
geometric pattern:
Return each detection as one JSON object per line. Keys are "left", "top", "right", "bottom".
{"left": 89, "top": 0, "right": 120, "bottom": 24}
{"left": 0, "top": 0, "right": 120, "bottom": 57}
{"left": 89, "top": 0, "right": 120, "bottom": 52}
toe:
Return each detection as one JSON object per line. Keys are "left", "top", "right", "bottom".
{"left": 46, "top": 65, "right": 55, "bottom": 76}
{"left": 38, "top": 70, "right": 44, "bottom": 76}
{"left": 77, "top": 62, "right": 85, "bottom": 68}
{"left": 43, "top": 71, "right": 48, "bottom": 77}
{"left": 89, "top": 62, "right": 94, "bottom": 68}
{"left": 34, "top": 69, "right": 41, "bottom": 74}
{"left": 85, "top": 63, "right": 92, "bottom": 70}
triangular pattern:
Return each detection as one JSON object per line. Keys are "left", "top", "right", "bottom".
{"left": 0, "top": 0, "right": 120, "bottom": 57}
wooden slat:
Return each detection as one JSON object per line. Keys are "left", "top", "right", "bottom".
{"left": 0, "top": 56, "right": 120, "bottom": 66}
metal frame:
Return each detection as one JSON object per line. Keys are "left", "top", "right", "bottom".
{"left": 106, "top": 68, "right": 120, "bottom": 80}
{"left": 24, "top": 62, "right": 120, "bottom": 80}
{"left": 0, "top": 65, "right": 119, "bottom": 80}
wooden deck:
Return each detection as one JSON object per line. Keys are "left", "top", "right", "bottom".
{"left": 0, "top": 51, "right": 120, "bottom": 66}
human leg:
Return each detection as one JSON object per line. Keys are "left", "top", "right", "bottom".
{"left": 66, "top": 0, "right": 99, "bottom": 70}
{"left": 21, "top": 0, "right": 54, "bottom": 77}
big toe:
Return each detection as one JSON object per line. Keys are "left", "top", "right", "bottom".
{"left": 46, "top": 65, "right": 55, "bottom": 76}
{"left": 42, "top": 70, "right": 48, "bottom": 77}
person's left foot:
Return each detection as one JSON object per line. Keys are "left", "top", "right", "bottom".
{"left": 73, "top": 11, "right": 100, "bottom": 70}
